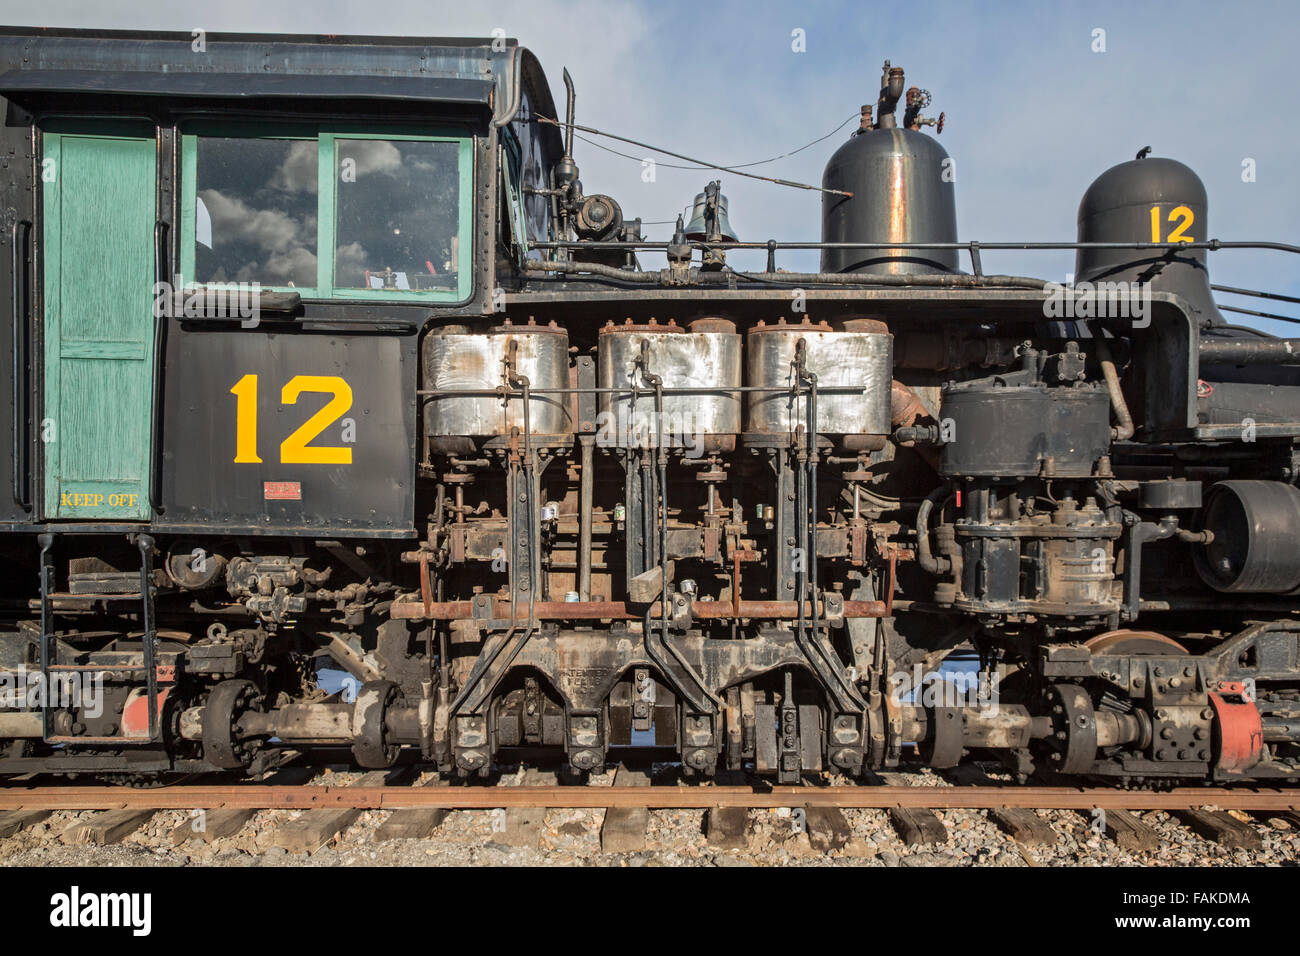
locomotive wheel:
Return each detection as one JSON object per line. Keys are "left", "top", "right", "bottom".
{"left": 1061, "top": 630, "right": 1194, "bottom": 778}
{"left": 202, "top": 679, "right": 263, "bottom": 770}
{"left": 918, "top": 706, "right": 963, "bottom": 768}
{"left": 1084, "top": 629, "right": 1189, "bottom": 656}
{"left": 1042, "top": 683, "right": 1097, "bottom": 775}
{"left": 352, "top": 680, "right": 402, "bottom": 769}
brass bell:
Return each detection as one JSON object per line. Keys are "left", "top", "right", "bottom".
{"left": 683, "top": 181, "right": 738, "bottom": 243}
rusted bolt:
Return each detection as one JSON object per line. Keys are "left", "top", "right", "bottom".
{"left": 686, "top": 749, "right": 712, "bottom": 769}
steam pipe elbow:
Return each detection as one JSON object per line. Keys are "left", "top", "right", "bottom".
{"left": 890, "top": 380, "right": 931, "bottom": 429}
{"left": 916, "top": 486, "right": 951, "bottom": 576}
{"left": 891, "top": 380, "right": 943, "bottom": 470}
{"left": 1091, "top": 325, "right": 1135, "bottom": 441}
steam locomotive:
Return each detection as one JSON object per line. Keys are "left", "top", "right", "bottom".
{"left": 0, "top": 28, "right": 1296, "bottom": 787}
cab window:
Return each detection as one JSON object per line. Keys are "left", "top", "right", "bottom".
{"left": 180, "top": 124, "right": 472, "bottom": 302}
{"left": 190, "top": 136, "right": 318, "bottom": 289}
{"left": 332, "top": 138, "right": 461, "bottom": 293}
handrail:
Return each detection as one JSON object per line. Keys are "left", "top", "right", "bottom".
{"left": 1218, "top": 304, "right": 1300, "bottom": 326}
{"left": 527, "top": 238, "right": 1300, "bottom": 280}
{"left": 1212, "top": 284, "right": 1300, "bottom": 306}
{"left": 11, "top": 218, "right": 31, "bottom": 511}
{"left": 148, "top": 221, "right": 170, "bottom": 514}
{"left": 528, "top": 238, "right": 1300, "bottom": 253}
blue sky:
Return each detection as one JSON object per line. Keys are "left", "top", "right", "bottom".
{"left": 3, "top": 0, "right": 1297, "bottom": 332}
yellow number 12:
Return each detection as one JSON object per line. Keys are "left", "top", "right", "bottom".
{"left": 1150, "top": 205, "right": 1195, "bottom": 243}
{"left": 229, "top": 374, "right": 354, "bottom": 465}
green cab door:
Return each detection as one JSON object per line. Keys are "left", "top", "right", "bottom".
{"left": 42, "top": 124, "right": 157, "bottom": 520}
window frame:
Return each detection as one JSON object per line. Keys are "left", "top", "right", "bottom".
{"left": 179, "top": 120, "right": 474, "bottom": 303}
{"left": 500, "top": 127, "right": 529, "bottom": 266}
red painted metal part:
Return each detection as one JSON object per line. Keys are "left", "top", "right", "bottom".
{"left": 122, "top": 687, "right": 170, "bottom": 739}
{"left": 1210, "top": 681, "right": 1264, "bottom": 774}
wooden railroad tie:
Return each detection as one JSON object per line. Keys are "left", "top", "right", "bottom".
{"left": 60, "top": 809, "right": 155, "bottom": 846}
{"left": 804, "top": 806, "right": 853, "bottom": 851}
{"left": 600, "top": 764, "right": 652, "bottom": 853}
{"left": 491, "top": 768, "right": 555, "bottom": 848}
{"left": 375, "top": 773, "right": 451, "bottom": 842}
{"left": 945, "top": 765, "right": 1058, "bottom": 846}
{"left": 268, "top": 769, "right": 402, "bottom": 855}
{"left": 1171, "top": 809, "right": 1264, "bottom": 850}
{"left": 887, "top": 807, "right": 949, "bottom": 846}
{"left": 877, "top": 771, "right": 949, "bottom": 846}
{"left": 171, "top": 808, "right": 258, "bottom": 846}
{"left": 0, "top": 809, "right": 50, "bottom": 839}
{"left": 1081, "top": 807, "right": 1161, "bottom": 852}
{"left": 704, "top": 806, "right": 751, "bottom": 850}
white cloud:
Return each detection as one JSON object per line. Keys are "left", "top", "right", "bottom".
{"left": 272, "top": 140, "right": 318, "bottom": 193}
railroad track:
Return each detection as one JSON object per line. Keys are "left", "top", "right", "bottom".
{"left": 0, "top": 766, "right": 1294, "bottom": 858}
{"left": 0, "top": 783, "right": 1297, "bottom": 811}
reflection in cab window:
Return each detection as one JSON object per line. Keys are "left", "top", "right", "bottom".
{"left": 194, "top": 138, "right": 318, "bottom": 288}
{"left": 333, "top": 139, "right": 460, "bottom": 292}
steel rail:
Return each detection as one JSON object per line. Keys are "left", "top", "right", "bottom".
{"left": 0, "top": 784, "right": 1298, "bottom": 811}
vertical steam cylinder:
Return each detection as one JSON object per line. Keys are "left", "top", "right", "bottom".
{"left": 745, "top": 318, "right": 893, "bottom": 445}
{"left": 423, "top": 321, "right": 571, "bottom": 439}
{"left": 1075, "top": 155, "right": 1223, "bottom": 327}
{"left": 821, "top": 128, "right": 959, "bottom": 275}
{"left": 597, "top": 318, "right": 742, "bottom": 451}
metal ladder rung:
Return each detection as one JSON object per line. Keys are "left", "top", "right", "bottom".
{"left": 37, "top": 533, "right": 160, "bottom": 745}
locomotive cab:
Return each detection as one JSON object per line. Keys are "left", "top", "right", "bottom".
{"left": 0, "top": 28, "right": 559, "bottom": 769}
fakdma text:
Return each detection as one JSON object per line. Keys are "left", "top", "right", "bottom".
{"left": 49, "top": 886, "right": 151, "bottom": 936}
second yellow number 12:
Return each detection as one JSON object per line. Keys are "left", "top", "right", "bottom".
{"left": 230, "top": 374, "right": 354, "bottom": 465}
